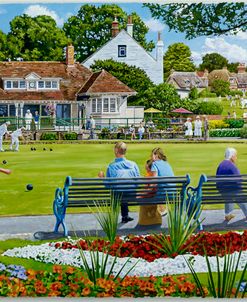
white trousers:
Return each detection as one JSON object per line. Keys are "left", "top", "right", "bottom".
{"left": 10, "top": 136, "right": 19, "bottom": 151}
{"left": 26, "top": 121, "right": 31, "bottom": 131}
{"left": 0, "top": 135, "right": 4, "bottom": 151}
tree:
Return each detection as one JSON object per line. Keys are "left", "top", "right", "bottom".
{"left": 211, "top": 79, "right": 230, "bottom": 97}
{"left": 7, "top": 14, "right": 69, "bottom": 61}
{"left": 91, "top": 59, "right": 154, "bottom": 104}
{"left": 140, "top": 83, "right": 181, "bottom": 114}
{"left": 144, "top": 3, "right": 247, "bottom": 38}
{"left": 163, "top": 43, "right": 196, "bottom": 79}
{"left": 0, "top": 30, "right": 8, "bottom": 61}
{"left": 189, "top": 87, "right": 199, "bottom": 100}
{"left": 199, "top": 53, "right": 229, "bottom": 72}
{"left": 63, "top": 4, "right": 154, "bottom": 62}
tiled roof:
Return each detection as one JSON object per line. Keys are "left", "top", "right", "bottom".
{"left": 167, "top": 71, "right": 208, "bottom": 89}
{"left": 0, "top": 62, "right": 92, "bottom": 101}
{"left": 78, "top": 70, "right": 136, "bottom": 95}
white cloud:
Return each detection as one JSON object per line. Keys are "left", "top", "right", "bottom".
{"left": 234, "top": 31, "right": 247, "bottom": 41}
{"left": 23, "top": 5, "right": 64, "bottom": 27}
{"left": 202, "top": 37, "right": 247, "bottom": 63}
{"left": 144, "top": 18, "right": 165, "bottom": 32}
{"left": 191, "top": 50, "right": 202, "bottom": 64}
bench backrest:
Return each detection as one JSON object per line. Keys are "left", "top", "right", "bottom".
{"left": 64, "top": 175, "right": 191, "bottom": 208}
{"left": 194, "top": 174, "right": 247, "bottom": 204}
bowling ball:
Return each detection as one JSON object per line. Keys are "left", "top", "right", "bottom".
{"left": 26, "top": 184, "right": 33, "bottom": 191}
{"left": 2, "top": 160, "right": 7, "bottom": 164}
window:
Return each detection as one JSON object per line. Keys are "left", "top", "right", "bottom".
{"left": 91, "top": 97, "right": 117, "bottom": 113}
{"left": 45, "top": 81, "right": 51, "bottom": 88}
{"left": 13, "top": 81, "right": 18, "bottom": 88}
{"left": 6, "top": 81, "right": 11, "bottom": 89}
{"left": 29, "top": 81, "right": 36, "bottom": 89}
{"left": 52, "top": 81, "right": 58, "bottom": 89}
{"left": 20, "top": 81, "right": 26, "bottom": 88}
{"left": 103, "top": 98, "right": 109, "bottom": 112}
{"left": 38, "top": 81, "right": 44, "bottom": 88}
{"left": 118, "top": 45, "right": 127, "bottom": 57}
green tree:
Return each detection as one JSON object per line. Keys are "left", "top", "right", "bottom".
{"left": 163, "top": 43, "right": 196, "bottom": 79}
{"left": 227, "top": 62, "right": 239, "bottom": 73}
{"left": 140, "top": 83, "right": 181, "bottom": 114}
{"left": 91, "top": 59, "right": 154, "bottom": 104}
{"left": 63, "top": 4, "right": 154, "bottom": 62}
{"left": 0, "top": 30, "right": 8, "bottom": 61}
{"left": 189, "top": 87, "right": 199, "bottom": 100}
{"left": 211, "top": 79, "right": 230, "bottom": 97}
{"left": 7, "top": 14, "right": 69, "bottom": 61}
{"left": 144, "top": 3, "right": 247, "bottom": 38}
{"left": 199, "top": 53, "right": 229, "bottom": 72}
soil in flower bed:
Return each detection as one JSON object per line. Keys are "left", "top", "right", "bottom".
{"left": 53, "top": 231, "right": 247, "bottom": 262}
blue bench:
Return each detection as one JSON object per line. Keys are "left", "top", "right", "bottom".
{"left": 53, "top": 175, "right": 191, "bottom": 236}
{"left": 187, "top": 174, "right": 247, "bottom": 229}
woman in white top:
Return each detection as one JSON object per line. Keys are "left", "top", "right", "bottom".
{"left": 184, "top": 117, "right": 193, "bottom": 139}
{"left": 194, "top": 116, "right": 202, "bottom": 139}
{"left": 138, "top": 123, "right": 145, "bottom": 140}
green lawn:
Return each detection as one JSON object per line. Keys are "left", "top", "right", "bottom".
{"left": 1, "top": 142, "right": 247, "bottom": 216}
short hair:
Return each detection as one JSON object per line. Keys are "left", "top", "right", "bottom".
{"left": 225, "top": 147, "right": 237, "bottom": 160}
{"left": 5, "top": 121, "right": 11, "bottom": 125}
{"left": 146, "top": 159, "right": 153, "bottom": 169}
{"left": 115, "top": 141, "right": 127, "bottom": 155}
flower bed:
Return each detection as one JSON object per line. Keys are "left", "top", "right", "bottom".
{"left": 0, "top": 264, "right": 207, "bottom": 297}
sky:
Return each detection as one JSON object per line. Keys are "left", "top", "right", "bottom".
{"left": 0, "top": 1, "right": 246, "bottom": 66}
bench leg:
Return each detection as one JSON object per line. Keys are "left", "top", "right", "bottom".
{"left": 54, "top": 217, "right": 68, "bottom": 236}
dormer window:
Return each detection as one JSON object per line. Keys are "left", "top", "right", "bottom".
{"left": 118, "top": 45, "right": 127, "bottom": 57}
{"left": 4, "top": 78, "right": 59, "bottom": 91}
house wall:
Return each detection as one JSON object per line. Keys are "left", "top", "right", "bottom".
{"left": 83, "top": 31, "right": 163, "bottom": 85}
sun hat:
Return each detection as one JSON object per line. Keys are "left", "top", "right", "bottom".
{"left": 196, "top": 115, "right": 200, "bottom": 119}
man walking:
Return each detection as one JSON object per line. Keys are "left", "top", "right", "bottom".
{"left": 0, "top": 121, "right": 10, "bottom": 152}
{"left": 98, "top": 141, "right": 140, "bottom": 223}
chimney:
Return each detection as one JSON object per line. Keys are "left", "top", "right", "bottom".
{"left": 66, "top": 44, "right": 74, "bottom": 66}
{"left": 127, "top": 15, "right": 133, "bottom": 37}
{"left": 237, "top": 63, "right": 246, "bottom": 74}
{"left": 111, "top": 16, "right": 119, "bottom": 38}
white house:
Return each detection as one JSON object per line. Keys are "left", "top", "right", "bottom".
{"left": 83, "top": 16, "right": 164, "bottom": 85}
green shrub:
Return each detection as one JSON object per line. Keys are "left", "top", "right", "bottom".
{"left": 63, "top": 132, "right": 78, "bottom": 140}
{"left": 228, "top": 90, "right": 243, "bottom": 97}
{"left": 239, "top": 126, "right": 247, "bottom": 138}
{"left": 209, "top": 128, "right": 241, "bottom": 137}
{"left": 198, "top": 88, "right": 217, "bottom": 98}
{"left": 189, "top": 87, "right": 199, "bottom": 100}
{"left": 197, "top": 101, "right": 223, "bottom": 115}
{"left": 40, "top": 132, "right": 58, "bottom": 140}
{"left": 224, "top": 118, "right": 244, "bottom": 128}
{"left": 209, "top": 120, "right": 229, "bottom": 130}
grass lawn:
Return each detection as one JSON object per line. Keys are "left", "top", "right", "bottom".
{"left": 1, "top": 141, "right": 247, "bottom": 216}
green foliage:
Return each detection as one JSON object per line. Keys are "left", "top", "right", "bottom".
{"left": 63, "top": 4, "right": 154, "bottom": 62}
{"left": 6, "top": 15, "right": 69, "bottom": 61}
{"left": 63, "top": 132, "right": 78, "bottom": 140}
{"left": 197, "top": 101, "right": 223, "bottom": 115}
{"left": 239, "top": 127, "right": 247, "bottom": 138}
{"left": 186, "top": 246, "right": 247, "bottom": 298}
{"left": 211, "top": 79, "right": 230, "bottom": 97}
{"left": 199, "top": 53, "right": 228, "bottom": 73}
{"left": 0, "top": 30, "right": 8, "bottom": 60}
{"left": 227, "top": 62, "right": 240, "bottom": 73}
{"left": 198, "top": 88, "right": 217, "bottom": 98}
{"left": 150, "top": 194, "right": 203, "bottom": 257}
{"left": 40, "top": 132, "right": 58, "bottom": 140}
{"left": 225, "top": 119, "right": 244, "bottom": 129}
{"left": 141, "top": 83, "right": 181, "bottom": 114}
{"left": 208, "top": 120, "right": 229, "bottom": 130}
{"left": 144, "top": 3, "right": 247, "bottom": 38}
{"left": 209, "top": 128, "right": 241, "bottom": 137}
{"left": 189, "top": 87, "right": 199, "bottom": 100}
{"left": 91, "top": 59, "right": 153, "bottom": 104}
{"left": 228, "top": 90, "right": 244, "bottom": 97}
{"left": 89, "top": 192, "right": 121, "bottom": 243}
{"left": 163, "top": 43, "right": 196, "bottom": 79}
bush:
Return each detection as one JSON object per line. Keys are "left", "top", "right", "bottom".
{"left": 224, "top": 118, "right": 244, "bottom": 128}
{"left": 228, "top": 90, "right": 243, "bottom": 97}
{"left": 198, "top": 88, "right": 217, "bottom": 98}
{"left": 239, "top": 126, "right": 247, "bottom": 138}
{"left": 196, "top": 101, "right": 223, "bottom": 115}
{"left": 211, "top": 79, "right": 230, "bottom": 97}
{"left": 208, "top": 120, "right": 229, "bottom": 130}
{"left": 189, "top": 87, "right": 199, "bottom": 100}
{"left": 40, "top": 132, "right": 58, "bottom": 140}
{"left": 63, "top": 132, "right": 78, "bottom": 140}
{"left": 209, "top": 128, "right": 241, "bottom": 137}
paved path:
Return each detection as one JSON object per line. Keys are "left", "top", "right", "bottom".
{"left": 0, "top": 209, "right": 246, "bottom": 241}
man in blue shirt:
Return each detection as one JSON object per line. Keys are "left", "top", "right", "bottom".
{"left": 98, "top": 141, "right": 140, "bottom": 223}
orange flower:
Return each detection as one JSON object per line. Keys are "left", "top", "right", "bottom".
{"left": 82, "top": 287, "right": 91, "bottom": 296}
{"left": 48, "top": 290, "right": 61, "bottom": 297}
{"left": 52, "top": 265, "right": 63, "bottom": 274}
{"left": 66, "top": 266, "right": 75, "bottom": 274}
{"left": 69, "top": 283, "right": 79, "bottom": 291}
{"left": 50, "top": 282, "right": 63, "bottom": 291}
